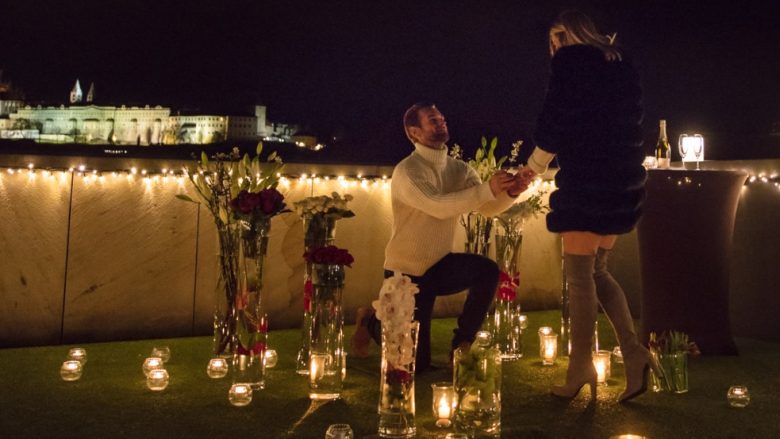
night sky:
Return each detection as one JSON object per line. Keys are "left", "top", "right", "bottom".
{"left": 2, "top": 0, "right": 779, "bottom": 164}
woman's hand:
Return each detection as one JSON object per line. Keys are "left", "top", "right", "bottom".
{"left": 489, "top": 171, "right": 515, "bottom": 196}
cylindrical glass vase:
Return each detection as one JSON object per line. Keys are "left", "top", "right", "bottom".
{"left": 453, "top": 331, "right": 501, "bottom": 437}
{"left": 296, "top": 215, "right": 337, "bottom": 375}
{"left": 232, "top": 219, "right": 270, "bottom": 390}
{"left": 308, "top": 263, "right": 345, "bottom": 400}
{"left": 213, "top": 221, "right": 240, "bottom": 357}
{"left": 378, "top": 321, "right": 419, "bottom": 439}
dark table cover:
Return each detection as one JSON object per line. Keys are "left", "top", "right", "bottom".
{"left": 637, "top": 168, "right": 747, "bottom": 354}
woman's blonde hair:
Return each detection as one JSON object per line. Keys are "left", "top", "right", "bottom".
{"left": 550, "top": 10, "right": 621, "bottom": 61}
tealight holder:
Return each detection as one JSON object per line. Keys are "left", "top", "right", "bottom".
{"left": 151, "top": 346, "right": 171, "bottom": 363}
{"left": 593, "top": 350, "right": 612, "bottom": 385}
{"left": 142, "top": 357, "right": 164, "bottom": 377}
{"left": 60, "top": 360, "right": 83, "bottom": 381}
{"left": 228, "top": 383, "right": 253, "bottom": 407}
{"left": 264, "top": 349, "right": 278, "bottom": 368}
{"left": 612, "top": 346, "right": 623, "bottom": 364}
{"left": 67, "top": 347, "right": 87, "bottom": 364}
{"left": 727, "top": 385, "right": 750, "bottom": 408}
{"left": 518, "top": 314, "right": 528, "bottom": 331}
{"left": 538, "top": 328, "right": 558, "bottom": 366}
{"left": 206, "top": 358, "right": 229, "bottom": 379}
{"left": 431, "top": 382, "right": 456, "bottom": 428}
{"left": 146, "top": 368, "right": 169, "bottom": 391}
{"left": 325, "top": 423, "right": 354, "bottom": 439}
{"left": 610, "top": 435, "right": 649, "bottom": 439}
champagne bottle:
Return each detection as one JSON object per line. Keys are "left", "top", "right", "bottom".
{"left": 655, "top": 119, "right": 671, "bottom": 168}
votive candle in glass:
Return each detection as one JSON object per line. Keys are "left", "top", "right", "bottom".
{"left": 67, "top": 347, "right": 87, "bottom": 364}
{"left": 151, "top": 346, "right": 171, "bottom": 363}
{"left": 593, "top": 350, "right": 612, "bottom": 385}
{"left": 539, "top": 330, "right": 558, "bottom": 365}
{"left": 609, "top": 435, "right": 649, "bottom": 439}
{"left": 60, "top": 360, "right": 83, "bottom": 381}
{"left": 431, "top": 382, "right": 456, "bottom": 428}
{"left": 727, "top": 385, "right": 750, "bottom": 408}
{"left": 309, "top": 353, "right": 328, "bottom": 386}
{"left": 228, "top": 383, "right": 253, "bottom": 407}
{"left": 612, "top": 346, "right": 623, "bottom": 364}
{"left": 146, "top": 368, "right": 169, "bottom": 391}
{"left": 142, "top": 357, "right": 164, "bottom": 377}
{"left": 518, "top": 314, "right": 528, "bottom": 331}
{"left": 264, "top": 349, "right": 278, "bottom": 368}
{"left": 206, "top": 358, "right": 229, "bottom": 379}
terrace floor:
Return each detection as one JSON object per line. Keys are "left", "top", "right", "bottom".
{"left": 1, "top": 311, "right": 778, "bottom": 438}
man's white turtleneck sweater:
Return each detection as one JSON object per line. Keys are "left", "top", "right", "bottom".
{"left": 384, "top": 143, "right": 517, "bottom": 276}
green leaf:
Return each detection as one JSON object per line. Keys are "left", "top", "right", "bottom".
{"left": 175, "top": 194, "right": 196, "bottom": 203}
{"left": 268, "top": 151, "right": 277, "bottom": 162}
{"left": 256, "top": 141, "right": 263, "bottom": 156}
{"left": 200, "top": 151, "right": 209, "bottom": 166}
{"left": 481, "top": 136, "right": 487, "bottom": 148}
{"left": 490, "top": 136, "right": 498, "bottom": 151}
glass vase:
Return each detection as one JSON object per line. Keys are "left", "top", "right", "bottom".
{"left": 493, "top": 232, "right": 523, "bottom": 360}
{"left": 378, "top": 321, "right": 419, "bottom": 439}
{"left": 309, "top": 263, "right": 345, "bottom": 400}
{"left": 296, "top": 214, "right": 337, "bottom": 375}
{"left": 454, "top": 331, "right": 501, "bottom": 438}
{"left": 462, "top": 212, "right": 492, "bottom": 256}
{"left": 652, "top": 352, "right": 689, "bottom": 394}
{"left": 232, "top": 219, "right": 270, "bottom": 390}
{"left": 213, "top": 221, "right": 240, "bottom": 357}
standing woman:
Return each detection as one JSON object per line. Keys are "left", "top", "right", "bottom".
{"left": 521, "top": 10, "right": 652, "bottom": 402}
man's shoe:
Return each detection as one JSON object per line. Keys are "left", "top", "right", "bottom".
{"left": 351, "top": 307, "right": 373, "bottom": 358}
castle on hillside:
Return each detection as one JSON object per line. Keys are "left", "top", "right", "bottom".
{"left": 0, "top": 79, "right": 299, "bottom": 146}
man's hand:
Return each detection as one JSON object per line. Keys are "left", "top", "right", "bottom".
{"left": 507, "top": 171, "right": 530, "bottom": 197}
{"left": 518, "top": 166, "right": 537, "bottom": 183}
{"left": 489, "top": 171, "right": 515, "bottom": 196}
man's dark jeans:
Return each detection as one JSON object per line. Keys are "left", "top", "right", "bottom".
{"left": 365, "top": 252, "right": 499, "bottom": 371}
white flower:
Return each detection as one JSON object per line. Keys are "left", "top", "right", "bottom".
{"left": 373, "top": 272, "right": 419, "bottom": 369}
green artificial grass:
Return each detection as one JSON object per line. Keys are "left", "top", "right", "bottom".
{"left": 1, "top": 311, "right": 779, "bottom": 438}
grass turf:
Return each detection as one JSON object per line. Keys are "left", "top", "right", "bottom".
{"left": 1, "top": 311, "right": 778, "bottom": 438}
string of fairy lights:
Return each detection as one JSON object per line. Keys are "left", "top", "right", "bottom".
{"left": 2, "top": 162, "right": 778, "bottom": 194}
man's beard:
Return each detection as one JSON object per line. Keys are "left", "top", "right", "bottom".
{"left": 430, "top": 131, "right": 449, "bottom": 143}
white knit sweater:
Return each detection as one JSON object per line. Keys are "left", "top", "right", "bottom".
{"left": 384, "top": 143, "right": 517, "bottom": 276}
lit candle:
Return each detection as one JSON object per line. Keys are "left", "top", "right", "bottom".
{"left": 593, "top": 350, "right": 611, "bottom": 385}
{"left": 518, "top": 314, "right": 528, "bottom": 330}
{"left": 264, "top": 349, "right": 278, "bottom": 368}
{"left": 431, "top": 382, "right": 455, "bottom": 428}
{"left": 146, "top": 368, "right": 169, "bottom": 391}
{"left": 142, "top": 357, "right": 163, "bottom": 377}
{"left": 206, "top": 358, "right": 228, "bottom": 379}
{"left": 538, "top": 326, "right": 553, "bottom": 336}
{"left": 539, "top": 332, "right": 558, "bottom": 366}
{"left": 67, "top": 347, "right": 87, "bottom": 364}
{"left": 309, "top": 353, "right": 327, "bottom": 386}
{"left": 228, "top": 383, "right": 253, "bottom": 407}
{"left": 60, "top": 360, "right": 83, "bottom": 381}
{"left": 151, "top": 346, "right": 171, "bottom": 363}
{"left": 610, "top": 435, "right": 648, "bottom": 439}
{"left": 727, "top": 385, "right": 750, "bottom": 408}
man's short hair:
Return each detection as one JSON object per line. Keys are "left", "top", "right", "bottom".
{"left": 403, "top": 102, "right": 436, "bottom": 143}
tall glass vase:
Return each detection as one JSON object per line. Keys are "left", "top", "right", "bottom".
{"left": 232, "top": 219, "right": 270, "bottom": 390}
{"left": 308, "top": 263, "right": 345, "bottom": 400}
{"left": 213, "top": 221, "right": 240, "bottom": 357}
{"left": 462, "top": 212, "right": 492, "bottom": 256}
{"left": 453, "top": 331, "right": 501, "bottom": 438}
{"left": 296, "top": 215, "right": 337, "bottom": 375}
{"left": 493, "top": 231, "right": 523, "bottom": 360}
{"left": 378, "top": 321, "right": 419, "bottom": 439}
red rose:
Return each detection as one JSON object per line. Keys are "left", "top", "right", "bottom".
{"left": 386, "top": 368, "right": 412, "bottom": 385}
{"left": 303, "top": 245, "right": 354, "bottom": 267}
{"left": 259, "top": 188, "right": 286, "bottom": 215}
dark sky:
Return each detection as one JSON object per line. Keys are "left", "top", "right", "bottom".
{"left": 2, "top": 0, "right": 780, "bottom": 163}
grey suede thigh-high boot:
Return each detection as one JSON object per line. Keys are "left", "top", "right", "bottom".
{"left": 552, "top": 254, "right": 598, "bottom": 400}
{"left": 594, "top": 247, "right": 655, "bottom": 402}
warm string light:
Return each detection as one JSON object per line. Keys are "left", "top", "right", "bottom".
{"left": 0, "top": 165, "right": 560, "bottom": 193}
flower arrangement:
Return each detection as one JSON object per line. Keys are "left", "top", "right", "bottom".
{"left": 452, "top": 137, "right": 523, "bottom": 256}
{"left": 648, "top": 330, "right": 700, "bottom": 393}
{"left": 497, "top": 271, "right": 519, "bottom": 302}
{"left": 373, "top": 273, "right": 418, "bottom": 371}
{"left": 495, "top": 189, "right": 549, "bottom": 234}
{"left": 303, "top": 245, "right": 355, "bottom": 267}
{"left": 294, "top": 192, "right": 355, "bottom": 246}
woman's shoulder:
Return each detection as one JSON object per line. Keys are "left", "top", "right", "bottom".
{"left": 552, "top": 44, "right": 604, "bottom": 65}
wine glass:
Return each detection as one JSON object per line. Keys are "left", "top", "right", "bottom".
{"left": 693, "top": 135, "right": 704, "bottom": 170}
{"left": 678, "top": 134, "right": 690, "bottom": 170}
